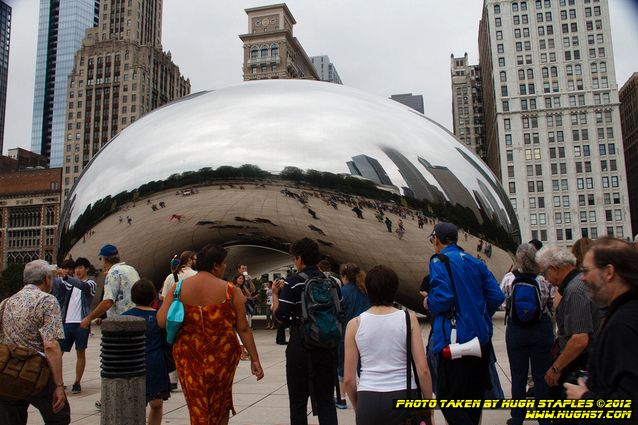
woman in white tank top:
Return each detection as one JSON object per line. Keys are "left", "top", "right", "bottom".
{"left": 343, "top": 265, "right": 434, "bottom": 425}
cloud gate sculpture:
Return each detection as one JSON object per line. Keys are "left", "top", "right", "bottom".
{"left": 58, "top": 80, "right": 519, "bottom": 312}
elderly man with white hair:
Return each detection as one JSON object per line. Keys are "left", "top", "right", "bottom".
{"left": 0, "top": 259, "right": 69, "bottom": 424}
{"left": 535, "top": 246, "right": 601, "bottom": 407}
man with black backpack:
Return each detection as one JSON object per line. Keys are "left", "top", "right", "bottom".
{"left": 424, "top": 222, "right": 504, "bottom": 425}
{"left": 272, "top": 237, "right": 342, "bottom": 425}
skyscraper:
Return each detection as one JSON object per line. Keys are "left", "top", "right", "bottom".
{"left": 61, "top": 0, "right": 190, "bottom": 196}
{"left": 310, "top": 55, "right": 342, "bottom": 84}
{"left": 619, "top": 72, "right": 638, "bottom": 238}
{"left": 0, "top": 1, "right": 10, "bottom": 155}
{"left": 389, "top": 93, "right": 424, "bottom": 114}
{"left": 31, "top": 0, "right": 99, "bottom": 167}
{"left": 478, "top": 0, "right": 630, "bottom": 245}
{"left": 239, "top": 4, "right": 318, "bottom": 81}
{"left": 450, "top": 53, "right": 487, "bottom": 161}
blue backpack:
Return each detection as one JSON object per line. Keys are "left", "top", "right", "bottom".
{"left": 299, "top": 272, "right": 343, "bottom": 350}
{"left": 507, "top": 273, "right": 543, "bottom": 326}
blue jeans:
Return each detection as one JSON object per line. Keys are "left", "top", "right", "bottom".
{"left": 505, "top": 315, "right": 554, "bottom": 425}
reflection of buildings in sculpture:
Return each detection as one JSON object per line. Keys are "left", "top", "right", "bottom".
{"left": 347, "top": 154, "right": 393, "bottom": 186}
{"left": 417, "top": 157, "right": 481, "bottom": 221}
{"left": 62, "top": 0, "right": 191, "bottom": 197}
{"left": 390, "top": 93, "right": 424, "bottom": 114}
{"left": 240, "top": 4, "right": 318, "bottom": 81}
{"left": 0, "top": 167, "right": 62, "bottom": 272}
{"left": 475, "top": 179, "right": 509, "bottom": 227}
{"left": 381, "top": 147, "right": 444, "bottom": 203}
{"left": 454, "top": 146, "right": 518, "bottom": 237}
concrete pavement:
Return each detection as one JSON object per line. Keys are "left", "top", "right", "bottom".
{"left": 28, "top": 313, "right": 515, "bottom": 424}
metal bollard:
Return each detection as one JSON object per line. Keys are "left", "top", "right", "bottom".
{"left": 100, "top": 315, "right": 146, "bottom": 425}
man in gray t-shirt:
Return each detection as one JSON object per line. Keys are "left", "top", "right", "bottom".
{"left": 536, "top": 247, "right": 601, "bottom": 394}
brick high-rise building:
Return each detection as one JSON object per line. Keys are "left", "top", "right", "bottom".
{"left": 478, "top": 0, "right": 630, "bottom": 245}
{"left": 451, "top": 53, "right": 487, "bottom": 162}
{"left": 62, "top": 0, "right": 190, "bottom": 196}
{"left": 31, "top": 0, "right": 99, "bottom": 167}
{"left": 239, "top": 4, "right": 318, "bottom": 81}
{"left": 619, "top": 72, "right": 638, "bottom": 238}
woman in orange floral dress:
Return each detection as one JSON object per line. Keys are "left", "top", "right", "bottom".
{"left": 158, "top": 244, "right": 264, "bottom": 424}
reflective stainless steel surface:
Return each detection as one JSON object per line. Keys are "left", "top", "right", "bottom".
{"left": 59, "top": 80, "right": 519, "bottom": 311}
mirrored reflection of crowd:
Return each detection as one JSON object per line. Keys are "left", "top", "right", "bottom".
{"left": 4, "top": 225, "right": 638, "bottom": 425}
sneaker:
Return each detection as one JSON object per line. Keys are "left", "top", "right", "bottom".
{"left": 71, "top": 383, "right": 81, "bottom": 394}
{"left": 335, "top": 398, "right": 347, "bottom": 409}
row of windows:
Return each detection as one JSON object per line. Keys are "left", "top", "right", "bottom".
{"left": 507, "top": 173, "right": 620, "bottom": 195}
{"left": 249, "top": 44, "right": 279, "bottom": 59}
{"left": 501, "top": 91, "right": 611, "bottom": 112}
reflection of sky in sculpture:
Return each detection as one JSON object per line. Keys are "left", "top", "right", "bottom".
{"left": 66, "top": 80, "right": 516, "bottom": 233}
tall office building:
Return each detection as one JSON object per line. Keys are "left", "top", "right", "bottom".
{"left": 31, "top": 0, "right": 99, "bottom": 167}
{"left": 310, "top": 55, "right": 342, "bottom": 84}
{"left": 619, "top": 72, "right": 638, "bottom": 238}
{"left": 62, "top": 0, "right": 190, "bottom": 196}
{"left": 390, "top": 93, "right": 424, "bottom": 114}
{"left": 478, "top": 0, "right": 630, "bottom": 245}
{"left": 239, "top": 4, "right": 318, "bottom": 81}
{"left": 0, "top": 1, "right": 10, "bottom": 155}
{"left": 450, "top": 53, "right": 487, "bottom": 161}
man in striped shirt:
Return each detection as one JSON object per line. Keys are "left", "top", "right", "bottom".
{"left": 536, "top": 247, "right": 601, "bottom": 405}
{"left": 272, "top": 237, "right": 340, "bottom": 425}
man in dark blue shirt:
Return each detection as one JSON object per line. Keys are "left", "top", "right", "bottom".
{"left": 272, "top": 237, "right": 339, "bottom": 425}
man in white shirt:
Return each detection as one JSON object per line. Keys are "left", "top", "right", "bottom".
{"left": 53, "top": 258, "right": 96, "bottom": 394}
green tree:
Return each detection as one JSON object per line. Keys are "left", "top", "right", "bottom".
{"left": 0, "top": 263, "right": 25, "bottom": 301}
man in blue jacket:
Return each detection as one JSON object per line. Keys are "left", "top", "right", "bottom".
{"left": 424, "top": 222, "right": 504, "bottom": 425}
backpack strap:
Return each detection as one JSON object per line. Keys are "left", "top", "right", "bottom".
{"left": 405, "top": 310, "right": 421, "bottom": 398}
{"left": 431, "top": 253, "right": 458, "bottom": 322}
{"left": 173, "top": 279, "right": 183, "bottom": 301}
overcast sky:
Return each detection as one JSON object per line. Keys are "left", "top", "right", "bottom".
{"left": 4, "top": 0, "right": 638, "bottom": 155}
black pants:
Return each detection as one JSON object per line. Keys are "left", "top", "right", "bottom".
{"left": 286, "top": 332, "right": 338, "bottom": 425}
{"left": 276, "top": 323, "right": 287, "bottom": 344}
{"left": 437, "top": 343, "right": 490, "bottom": 425}
{"left": 0, "top": 378, "right": 70, "bottom": 425}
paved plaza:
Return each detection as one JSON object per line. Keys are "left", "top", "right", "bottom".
{"left": 26, "top": 314, "right": 516, "bottom": 425}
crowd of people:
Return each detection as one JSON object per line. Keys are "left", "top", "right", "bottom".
{"left": 1, "top": 221, "right": 637, "bottom": 425}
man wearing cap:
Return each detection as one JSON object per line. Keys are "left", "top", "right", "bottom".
{"left": 0, "top": 260, "right": 69, "bottom": 424}
{"left": 80, "top": 244, "right": 140, "bottom": 330}
{"left": 52, "top": 258, "right": 96, "bottom": 394}
{"left": 425, "top": 222, "right": 504, "bottom": 425}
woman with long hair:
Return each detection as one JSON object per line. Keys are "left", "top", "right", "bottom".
{"left": 160, "top": 250, "right": 197, "bottom": 299}
{"left": 231, "top": 273, "right": 252, "bottom": 361}
{"left": 335, "top": 263, "right": 370, "bottom": 409}
{"left": 158, "top": 244, "right": 263, "bottom": 424}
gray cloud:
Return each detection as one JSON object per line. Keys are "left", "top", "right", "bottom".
{"left": 4, "top": 0, "right": 638, "bottom": 154}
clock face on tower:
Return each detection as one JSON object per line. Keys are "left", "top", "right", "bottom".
{"left": 262, "top": 18, "right": 269, "bottom": 26}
